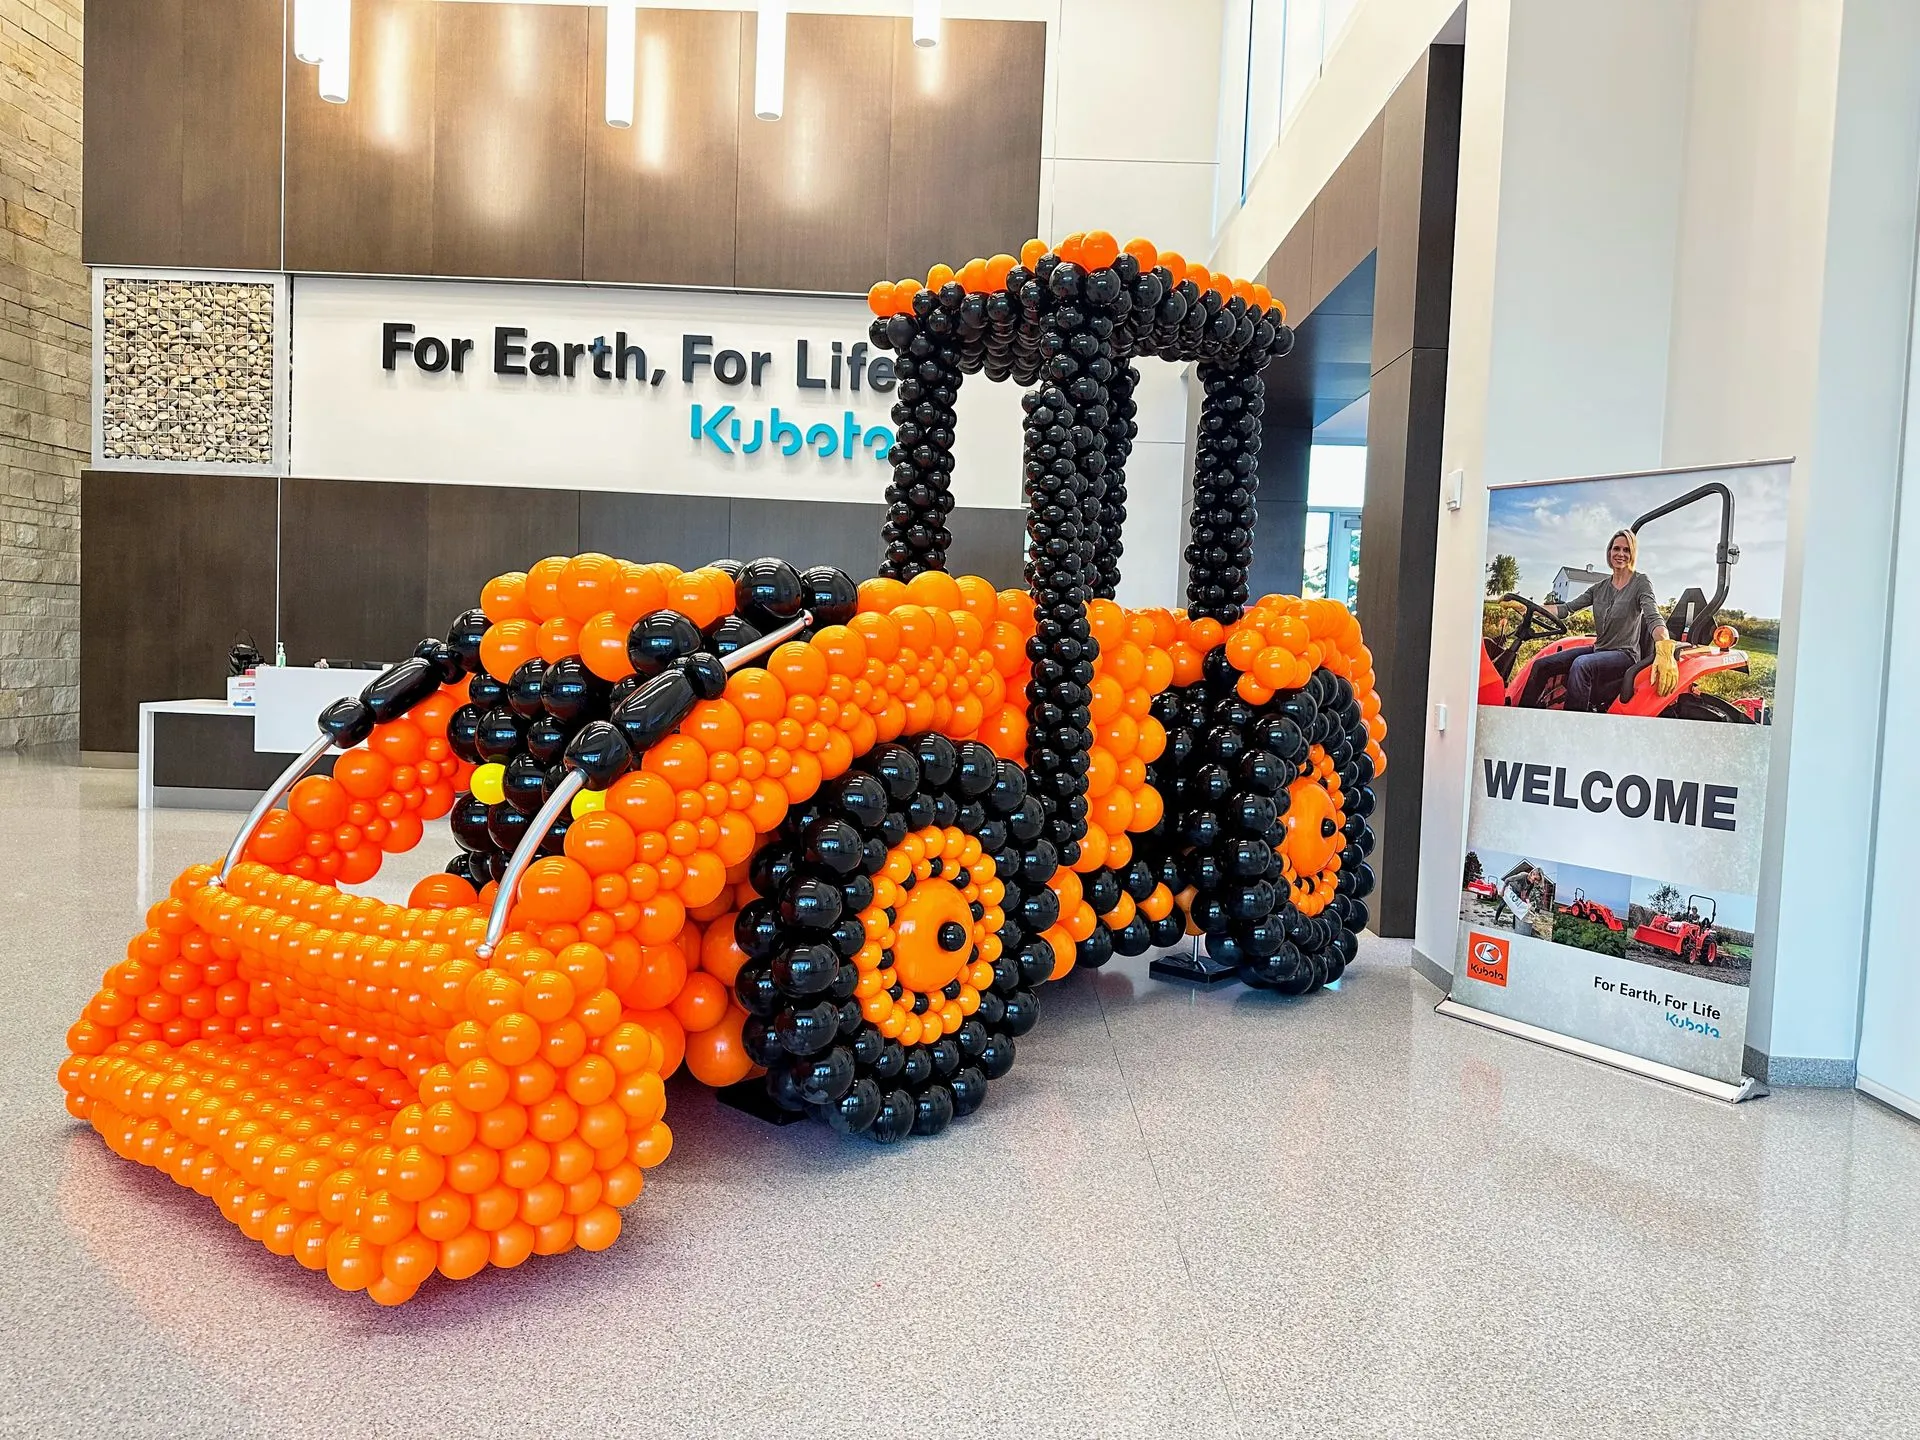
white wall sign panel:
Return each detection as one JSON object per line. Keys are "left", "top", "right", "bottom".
{"left": 290, "top": 276, "right": 1026, "bottom": 507}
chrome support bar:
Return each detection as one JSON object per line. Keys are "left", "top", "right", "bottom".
{"left": 721, "top": 612, "right": 812, "bottom": 671}
{"left": 473, "top": 611, "right": 811, "bottom": 963}
{"left": 211, "top": 731, "right": 335, "bottom": 886}
{"left": 476, "top": 769, "right": 587, "bottom": 961}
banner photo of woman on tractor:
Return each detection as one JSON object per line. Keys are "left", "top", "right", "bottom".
{"left": 1447, "top": 459, "right": 1790, "bottom": 1098}
{"left": 1479, "top": 465, "right": 1787, "bottom": 724}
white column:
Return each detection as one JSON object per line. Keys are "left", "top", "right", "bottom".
{"left": 1413, "top": 0, "right": 1697, "bottom": 965}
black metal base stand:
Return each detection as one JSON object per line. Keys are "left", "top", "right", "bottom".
{"left": 716, "top": 1077, "right": 808, "bottom": 1125}
{"left": 1149, "top": 941, "right": 1243, "bottom": 989}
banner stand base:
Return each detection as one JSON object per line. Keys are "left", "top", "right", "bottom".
{"left": 716, "top": 1079, "right": 809, "bottom": 1126}
{"left": 1435, "top": 997, "right": 1767, "bottom": 1104}
{"left": 1149, "top": 945, "right": 1241, "bottom": 989}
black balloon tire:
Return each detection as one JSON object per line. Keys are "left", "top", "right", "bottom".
{"left": 731, "top": 732, "right": 1057, "bottom": 1142}
{"left": 1137, "top": 652, "right": 1377, "bottom": 996}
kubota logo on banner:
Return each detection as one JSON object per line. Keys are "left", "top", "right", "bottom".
{"left": 1466, "top": 933, "right": 1510, "bottom": 987}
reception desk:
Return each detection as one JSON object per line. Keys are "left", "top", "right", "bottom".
{"left": 136, "top": 666, "right": 376, "bottom": 809}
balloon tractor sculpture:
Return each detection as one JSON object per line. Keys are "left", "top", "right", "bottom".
{"left": 60, "top": 235, "right": 1385, "bottom": 1305}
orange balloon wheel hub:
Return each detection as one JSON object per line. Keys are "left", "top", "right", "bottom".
{"left": 1282, "top": 779, "right": 1339, "bottom": 877}
{"left": 891, "top": 873, "right": 976, "bottom": 995}
{"left": 857, "top": 826, "right": 1003, "bottom": 1046}
{"left": 1278, "top": 744, "right": 1348, "bottom": 917}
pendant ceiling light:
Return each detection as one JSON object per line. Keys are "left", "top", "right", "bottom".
{"left": 606, "top": 2, "right": 637, "bottom": 128}
{"left": 310, "top": 0, "right": 351, "bottom": 105}
{"left": 292, "top": 0, "right": 325, "bottom": 65}
{"left": 913, "top": 0, "right": 941, "bottom": 48}
{"left": 754, "top": 0, "right": 787, "bottom": 121}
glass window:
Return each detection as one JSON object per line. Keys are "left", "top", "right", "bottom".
{"left": 1281, "top": 0, "right": 1324, "bottom": 132}
{"left": 1302, "top": 509, "right": 1331, "bottom": 599}
{"left": 1245, "top": 0, "right": 1286, "bottom": 193}
{"left": 1215, "top": 0, "right": 1254, "bottom": 227}
{"left": 1307, "top": 443, "right": 1366, "bottom": 508}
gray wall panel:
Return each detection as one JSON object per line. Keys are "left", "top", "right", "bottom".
{"left": 80, "top": 471, "right": 278, "bottom": 752}
{"left": 945, "top": 508, "right": 1026, "bottom": 591}
{"left": 578, "top": 490, "right": 732, "bottom": 565}
{"left": 726, "top": 499, "right": 885, "bottom": 578}
{"left": 279, "top": 478, "right": 431, "bottom": 664}
{"left": 425, "top": 484, "right": 582, "bottom": 632}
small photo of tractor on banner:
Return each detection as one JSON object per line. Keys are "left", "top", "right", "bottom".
{"left": 1448, "top": 460, "right": 1788, "bottom": 1096}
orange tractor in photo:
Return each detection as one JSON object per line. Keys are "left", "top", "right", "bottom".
{"left": 58, "top": 235, "right": 1385, "bottom": 1306}
{"left": 1632, "top": 895, "right": 1721, "bottom": 966}
{"left": 1558, "top": 888, "right": 1624, "bottom": 932}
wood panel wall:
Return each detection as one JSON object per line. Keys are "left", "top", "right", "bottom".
{"left": 81, "top": 472, "right": 1025, "bottom": 752}
{"left": 84, "top": 0, "right": 1045, "bottom": 295}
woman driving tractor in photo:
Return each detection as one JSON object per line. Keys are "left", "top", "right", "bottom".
{"left": 1523, "top": 529, "right": 1678, "bottom": 710}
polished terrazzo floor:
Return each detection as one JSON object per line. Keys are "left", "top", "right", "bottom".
{"left": 3, "top": 748, "right": 1917, "bottom": 1438}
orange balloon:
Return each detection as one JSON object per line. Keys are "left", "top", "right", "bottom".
{"left": 518, "top": 857, "right": 593, "bottom": 924}
{"left": 371, "top": 718, "right": 425, "bottom": 764}
{"left": 381, "top": 811, "right": 424, "bottom": 854}
{"left": 686, "top": 699, "right": 745, "bottom": 754}
{"left": 858, "top": 577, "right": 909, "bottom": 613}
{"left": 578, "top": 611, "right": 635, "bottom": 683}
{"left": 682, "top": 1007, "right": 753, "bottom": 1087}
{"left": 247, "top": 808, "right": 302, "bottom": 864}
{"left": 480, "top": 618, "right": 539, "bottom": 683}
{"left": 537, "top": 616, "right": 579, "bottom": 664}
{"left": 766, "top": 641, "right": 827, "bottom": 697}
{"left": 525, "top": 557, "right": 567, "bottom": 621}
{"left": 564, "top": 812, "right": 638, "bottom": 876}
{"left": 904, "top": 569, "right": 963, "bottom": 612}
{"left": 481, "top": 571, "right": 530, "bottom": 623}
{"left": 642, "top": 735, "right": 708, "bottom": 789}
{"left": 409, "top": 873, "right": 477, "bottom": 910}
{"left": 670, "top": 971, "right": 729, "bottom": 1034}
{"left": 332, "top": 748, "right": 392, "bottom": 801}
{"left": 557, "top": 553, "right": 619, "bottom": 622}
{"left": 613, "top": 563, "right": 667, "bottom": 626}
{"left": 629, "top": 1008, "right": 686, "bottom": 1077}
{"left": 623, "top": 943, "right": 688, "bottom": 1011}
{"left": 679, "top": 850, "right": 728, "bottom": 909}
{"left": 289, "top": 775, "right": 347, "bottom": 831}
{"left": 726, "top": 669, "right": 787, "bottom": 724}
{"left": 606, "top": 772, "right": 675, "bottom": 832}
{"left": 1082, "top": 230, "right": 1120, "bottom": 270}
{"left": 699, "top": 918, "right": 749, "bottom": 986}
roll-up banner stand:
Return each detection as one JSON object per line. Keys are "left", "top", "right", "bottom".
{"left": 1440, "top": 459, "right": 1792, "bottom": 1103}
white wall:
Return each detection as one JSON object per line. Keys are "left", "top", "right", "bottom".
{"left": 1415, "top": 0, "right": 1920, "bottom": 1078}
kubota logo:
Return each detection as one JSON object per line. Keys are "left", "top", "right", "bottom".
{"left": 690, "top": 405, "right": 895, "bottom": 461}
{"left": 1467, "top": 932, "right": 1510, "bottom": 987}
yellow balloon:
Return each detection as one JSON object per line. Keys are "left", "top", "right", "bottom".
{"left": 571, "top": 788, "right": 607, "bottom": 819}
{"left": 469, "top": 762, "right": 506, "bottom": 806}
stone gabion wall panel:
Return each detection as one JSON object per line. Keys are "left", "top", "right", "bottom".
{"left": 0, "top": 0, "right": 86, "bottom": 748}
{"left": 100, "top": 278, "right": 276, "bottom": 466}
